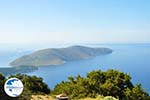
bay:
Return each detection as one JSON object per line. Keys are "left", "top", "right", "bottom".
{"left": 0, "top": 44, "right": 150, "bottom": 92}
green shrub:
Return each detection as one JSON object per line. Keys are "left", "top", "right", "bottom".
{"left": 0, "top": 73, "right": 50, "bottom": 100}
{"left": 52, "top": 69, "right": 150, "bottom": 100}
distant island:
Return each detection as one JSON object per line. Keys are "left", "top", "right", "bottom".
{"left": 0, "top": 66, "right": 38, "bottom": 76}
{"left": 10, "top": 45, "right": 113, "bottom": 67}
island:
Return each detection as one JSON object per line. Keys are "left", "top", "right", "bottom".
{"left": 10, "top": 45, "right": 113, "bottom": 67}
{"left": 0, "top": 66, "right": 38, "bottom": 76}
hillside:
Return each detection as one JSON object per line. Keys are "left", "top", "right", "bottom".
{"left": 0, "top": 70, "right": 149, "bottom": 100}
{"left": 10, "top": 45, "right": 112, "bottom": 67}
{"left": 0, "top": 66, "right": 38, "bottom": 76}
{"left": 31, "top": 95, "right": 118, "bottom": 100}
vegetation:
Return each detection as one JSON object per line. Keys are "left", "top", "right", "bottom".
{"left": 10, "top": 46, "right": 112, "bottom": 67}
{"left": 30, "top": 95, "right": 118, "bottom": 100}
{"left": 0, "top": 66, "right": 38, "bottom": 76}
{"left": 79, "top": 95, "right": 119, "bottom": 100}
{"left": 0, "top": 69, "right": 149, "bottom": 100}
{"left": 0, "top": 73, "right": 50, "bottom": 100}
{"left": 52, "top": 69, "right": 150, "bottom": 100}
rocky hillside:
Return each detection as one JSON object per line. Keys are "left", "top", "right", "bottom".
{"left": 10, "top": 45, "right": 112, "bottom": 67}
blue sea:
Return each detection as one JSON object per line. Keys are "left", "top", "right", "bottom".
{"left": 0, "top": 44, "right": 150, "bottom": 92}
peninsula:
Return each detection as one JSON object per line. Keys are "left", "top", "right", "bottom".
{"left": 10, "top": 45, "right": 112, "bottom": 67}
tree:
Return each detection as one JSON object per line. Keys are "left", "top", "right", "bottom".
{"left": 0, "top": 73, "right": 18, "bottom": 100}
{"left": 0, "top": 73, "right": 51, "bottom": 100}
{"left": 124, "top": 84, "right": 150, "bottom": 100}
{"left": 52, "top": 69, "right": 150, "bottom": 100}
{"left": 9, "top": 74, "right": 50, "bottom": 94}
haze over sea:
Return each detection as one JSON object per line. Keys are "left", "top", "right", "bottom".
{"left": 0, "top": 43, "right": 150, "bottom": 92}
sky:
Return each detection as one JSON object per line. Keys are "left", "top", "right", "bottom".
{"left": 0, "top": 0, "right": 150, "bottom": 44}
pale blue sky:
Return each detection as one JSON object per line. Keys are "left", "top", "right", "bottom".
{"left": 0, "top": 0, "right": 150, "bottom": 44}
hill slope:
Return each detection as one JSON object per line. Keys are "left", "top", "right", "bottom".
{"left": 10, "top": 45, "right": 112, "bottom": 67}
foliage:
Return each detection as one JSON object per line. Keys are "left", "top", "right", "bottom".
{"left": 0, "top": 69, "right": 149, "bottom": 100}
{"left": 0, "top": 73, "right": 18, "bottom": 100}
{"left": 0, "top": 73, "right": 50, "bottom": 100}
{"left": 96, "top": 95, "right": 118, "bottom": 100}
{"left": 9, "top": 74, "right": 50, "bottom": 94}
{"left": 124, "top": 84, "right": 149, "bottom": 100}
{"left": 52, "top": 69, "right": 150, "bottom": 100}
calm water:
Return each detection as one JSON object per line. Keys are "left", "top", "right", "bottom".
{"left": 0, "top": 44, "right": 150, "bottom": 91}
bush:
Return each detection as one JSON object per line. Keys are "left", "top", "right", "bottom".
{"left": 52, "top": 69, "right": 150, "bottom": 100}
{"left": 9, "top": 74, "right": 50, "bottom": 94}
{"left": 0, "top": 73, "right": 51, "bottom": 100}
{"left": 96, "top": 95, "right": 118, "bottom": 100}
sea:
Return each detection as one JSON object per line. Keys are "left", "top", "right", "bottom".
{"left": 0, "top": 43, "right": 150, "bottom": 92}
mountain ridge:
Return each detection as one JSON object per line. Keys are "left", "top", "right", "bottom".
{"left": 10, "top": 45, "right": 113, "bottom": 67}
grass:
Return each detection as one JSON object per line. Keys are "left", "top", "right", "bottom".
{"left": 31, "top": 95, "right": 54, "bottom": 100}
{"left": 31, "top": 95, "right": 118, "bottom": 100}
